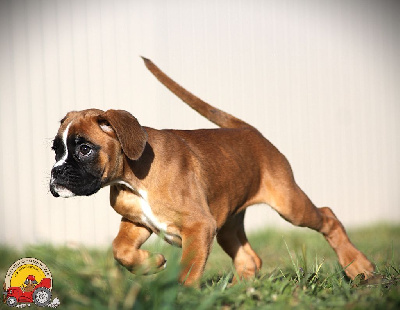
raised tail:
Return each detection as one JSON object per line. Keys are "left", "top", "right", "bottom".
{"left": 141, "top": 57, "right": 250, "bottom": 129}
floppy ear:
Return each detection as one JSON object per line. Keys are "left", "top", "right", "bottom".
{"left": 99, "top": 109, "right": 148, "bottom": 160}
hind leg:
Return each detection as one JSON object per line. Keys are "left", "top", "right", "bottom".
{"left": 267, "top": 183, "right": 375, "bottom": 279}
{"left": 217, "top": 211, "right": 262, "bottom": 281}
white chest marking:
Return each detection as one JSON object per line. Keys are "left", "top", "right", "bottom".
{"left": 138, "top": 189, "right": 168, "bottom": 232}
{"left": 53, "top": 122, "right": 72, "bottom": 168}
{"left": 110, "top": 181, "right": 178, "bottom": 243}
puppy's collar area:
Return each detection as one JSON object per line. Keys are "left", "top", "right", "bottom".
{"left": 106, "top": 179, "right": 142, "bottom": 197}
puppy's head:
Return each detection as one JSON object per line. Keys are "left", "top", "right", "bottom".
{"left": 50, "top": 109, "right": 147, "bottom": 198}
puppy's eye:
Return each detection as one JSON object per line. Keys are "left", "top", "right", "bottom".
{"left": 79, "top": 144, "right": 92, "bottom": 156}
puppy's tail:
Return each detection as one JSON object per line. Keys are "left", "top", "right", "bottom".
{"left": 141, "top": 57, "right": 250, "bottom": 129}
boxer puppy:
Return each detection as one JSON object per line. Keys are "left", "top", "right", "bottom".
{"left": 50, "top": 57, "right": 375, "bottom": 286}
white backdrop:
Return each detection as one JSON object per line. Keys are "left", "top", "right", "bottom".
{"left": 1, "top": 0, "right": 399, "bottom": 247}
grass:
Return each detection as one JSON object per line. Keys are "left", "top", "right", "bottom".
{"left": 1, "top": 224, "right": 399, "bottom": 309}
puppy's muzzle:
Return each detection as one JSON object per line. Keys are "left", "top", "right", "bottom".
{"left": 50, "top": 166, "right": 76, "bottom": 198}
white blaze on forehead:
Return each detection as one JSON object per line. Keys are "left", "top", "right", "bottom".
{"left": 53, "top": 122, "right": 72, "bottom": 168}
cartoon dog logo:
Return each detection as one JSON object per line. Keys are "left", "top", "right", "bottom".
{"left": 2, "top": 257, "right": 60, "bottom": 308}
{"left": 22, "top": 275, "right": 38, "bottom": 293}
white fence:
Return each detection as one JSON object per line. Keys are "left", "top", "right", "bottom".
{"left": 1, "top": 0, "right": 399, "bottom": 247}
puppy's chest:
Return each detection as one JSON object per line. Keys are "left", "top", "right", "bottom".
{"left": 111, "top": 187, "right": 180, "bottom": 245}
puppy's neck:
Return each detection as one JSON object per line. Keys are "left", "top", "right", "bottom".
{"left": 105, "top": 142, "right": 154, "bottom": 195}
{"left": 125, "top": 142, "right": 154, "bottom": 180}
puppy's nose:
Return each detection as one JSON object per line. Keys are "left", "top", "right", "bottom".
{"left": 51, "top": 165, "right": 65, "bottom": 179}
{"left": 50, "top": 166, "right": 65, "bottom": 197}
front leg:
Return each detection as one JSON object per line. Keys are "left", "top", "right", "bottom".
{"left": 179, "top": 219, "right": 217, "bottom": 286}
{"left": 113, "top": 217, "right": 166, "bottom": 274}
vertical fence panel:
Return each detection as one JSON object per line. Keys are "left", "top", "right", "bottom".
{"left": 1, "top": 0, "right": 399, "bottom": 247}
